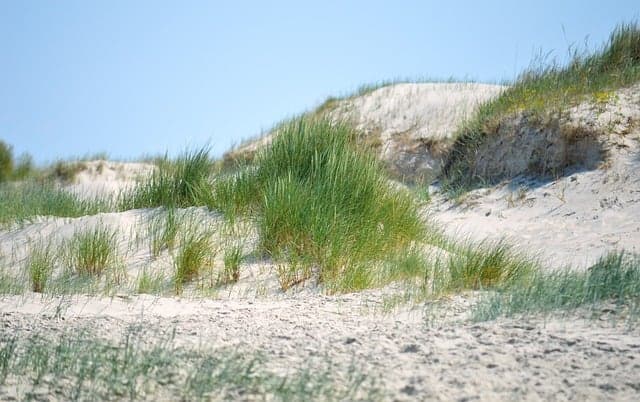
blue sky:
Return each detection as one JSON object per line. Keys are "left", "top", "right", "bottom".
{"left": 1, "top": 1, "right": 638, "bottom": 164}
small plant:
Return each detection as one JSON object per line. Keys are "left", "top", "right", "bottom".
{"left": 66, "top": 224, "right": 119, "bottom": 277}
{"left": 136, "top": 267, "right": 165, "bottom": 294}
{"left": 221, "top": 245, "right": 243, "bottom": 284}
{"left": 446, "top": 241, "right": 535, "bottom": 291}
{"left": 148, "top": 208, "right": 181, "bottom": 258}
{"left": 0, "top": 269, "right": 24, "bottom": 295}
{"left": 26, "top": 243, "right": 57, "bottom": 293}
{"left": 379, "top": 248, "right": 429, "bottom": 284}
{"left": 275, "top": 258, "right": 313, "bottom": 292}
{"left": 120, "top": 147, "right": 213, "bottom": 210}
{"left": 174, "top": 227, "right": 216, "bottom": 294}
{"left": 506, "top": 186, "right": 528, "bottom": 208}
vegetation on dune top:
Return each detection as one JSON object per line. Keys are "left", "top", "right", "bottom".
{"left": 443, "top": 22, "right": 640, "bottom": 192}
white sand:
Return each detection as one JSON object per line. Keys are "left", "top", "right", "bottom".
{"left": 65, "top": 160, "right": 155, "bottom": 200}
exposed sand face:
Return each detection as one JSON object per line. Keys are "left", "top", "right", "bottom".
{"left": 1, "top": 85, "right": 640, "bottom": 400}
{"left": 226, "top": 82, "right": 505, "bottom": 181}
{"left": 326, "top": 83, "right": 505, "bottom": 180}
{"left": 458, "top": 83, "right": 640, "bottom": 182}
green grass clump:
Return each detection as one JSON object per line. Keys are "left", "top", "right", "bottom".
{"left": 148, "top": 208, "right": 182, "bottom": 258}
{"left": 445, "top": 241, "right": 536, "bottom": 291}
{"left": 473, "top": 251, "right": 640, "bottom": 322}
{"left": 173, "top": 227, "right": 216, "bottom": 294}
{"left": 213, "top": 117, "right": 423, "bottom": 292}
{"left": 120, "top": 147, "right": 214, "bottom": 210}
{"left": 66, "top": 224, "right": 120, "bottom": 277}
{"left": 444, "top": 22, "right": 640, "bottom": 191}
{"left": 26, "top": 243, "right": 57, "bottom": 293}
{"left": 0, "top": 181, "right": 111, "bottom": 227}
{"left": 221, "top": 245, "right": 243, "bottom": 284}
{"left": 136, "top": 267, "right": 165, "bottom": 294}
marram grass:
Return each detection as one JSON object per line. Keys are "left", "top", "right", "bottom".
{"left": 120, "top": 147, "right": 214, "bottom": 210}
{"left": 212, "top": 117, "right": 424, "bottom": 292}
{"left": 0, "top": 181, "right": 111, "bottom": 227}
{"left": 473, "top": 251, "right": 640, "bottom": 322}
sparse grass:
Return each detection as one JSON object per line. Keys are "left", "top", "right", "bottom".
{"left": 173, "top": 226, "right": 216, "bottom": 294}
{"left": 136, "top": 267, "right": 166, "bottom": 294}
{"left": 26, "top": 242, "right": 57, "bottom": 293}
{"left": 148, "top": 207, "right": 181, "bottom": 258}
{"left": 0, "top": 270, "right": 24, "bottom": 295}
{"left": 120, "top": 147, "right": 214, "bottom": 210}
{"left": 65, "top": 224, "right": 120, "bottom": 277}
{"left": 0, "top": 326, "right": 380, "bottom": 401}
{"left": 0, "top": 181, "right": 111, "bottom": 227}
{"left": 444, "top": 22, "right": 640, "bottom": 192}
{"left": 378, "top": 247, "right": 430, "bottom": 284}
{"left": 213, "top": 117, "right": 424, "bottom": 292}
{"left": 45, "top": 269, "right": 99, "bottom": 295}
{"left": 221, "top": 244, "right": 243, "bottom": 284}
{"left": 444, "top": 241, "right": 536, "bottom": 291}
{"left": 473, "top": 251, "right": 640, "bottom": 322}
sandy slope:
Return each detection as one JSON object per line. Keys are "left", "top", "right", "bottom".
{"left": 429, "top": 148, "right": 640, "bottom": 270}
{"left": 429, "top": 85, "right": 640, "bottom": 270}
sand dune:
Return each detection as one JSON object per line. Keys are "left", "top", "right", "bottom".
{"left": 1, "top": 82, "right": 639, "bottom": 400}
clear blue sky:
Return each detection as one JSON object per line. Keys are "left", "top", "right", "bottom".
{"left": 1, "top": 1, "right": 638, "bottom": 164}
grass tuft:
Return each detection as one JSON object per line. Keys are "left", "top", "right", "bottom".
{"left": 213, "top": 117, "right": 424, "bottom": 292}
{"left": 65, "top": 224, "right": 120, "bottom": 277}
{"left": 136, "top": 267, "right": 165, "bottom": 294}
{"left": 445, "top": 241, "right": 536, "bottom": 291}
{"left": 173, "top": 226, "right": 216, "bottom": 294}
{"left": 120, "top": 147, "right": 214, "bottom": 210}
{"left": 148, "top": 207, "right": 182, "bottom": 258}
{"left": 221, "top": 244, "right": 243, "bottom": 284}
{"left": 26, "top": 243, "right": 57, "bottom": 293}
